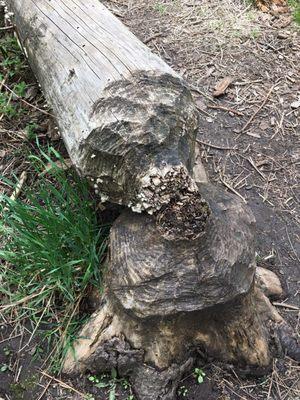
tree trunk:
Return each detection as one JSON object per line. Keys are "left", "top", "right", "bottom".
{"left": 7, "top": 0, "right": 200, "bottom": 215}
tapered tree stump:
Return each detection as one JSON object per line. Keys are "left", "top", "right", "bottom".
{"left": 64, "top": 183, "right": 299, "bottom": 400}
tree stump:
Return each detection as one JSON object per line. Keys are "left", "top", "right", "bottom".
{"left": 64, "top": 183, "right": 299, "bottom": 400}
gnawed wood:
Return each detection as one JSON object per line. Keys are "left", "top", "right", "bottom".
{"left": 7, "top": 0, "right": 202, "bottom": 216}
{"left": 64, "top": 183, "right": 299, "bottom": 399}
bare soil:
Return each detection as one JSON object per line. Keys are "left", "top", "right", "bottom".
{"left": 0, "top": 1, "right": 299, "bottom": 399}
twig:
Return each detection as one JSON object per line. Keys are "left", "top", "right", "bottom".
{"left": 207, "top": 104, "right": 244, "bottom": 116}
{"left": 0, "top": 72, "right": 8, "bottom": 91}
{"left": 0, "top": 334, "right": 22, "bottom": 345}
{"left": 39, "top": 370, "right": 87, "bottom": 398}
{"left": 0, "top": 287, "right": 48, "bottom": 312}
{"left": 196, "top": 139, "right": 236, "bottom": 151}
{"left": 196, "top": 105, "right": 214, "bottom": 118}
{"left": 240, "top": 155, "right": 266, "bottom": 180}
{"left": 273, "top": 302, "right": 299, "bottom": 311}
{"left": 189, "top": 84, "right": 217, "bottom": 104}
{"left": 240, "top": 85, "right": 275, "bottom": 133}
{"left": 219, "top": 177, "right": 247, "bottom": 203}
{"left": 0, "top": 91, "right": 13, "bottom": 121}
{"left": 1, "top": 82, "right": 54, "bottom": 117}
{"left": 0, "top": 25, "right": 14, "bottom": 31}
{"left": 36, "top": 376, "right": 53, "bottom": 400}
{"left": 144, "top": 32, "right": 162, "bottom": 44}
{"left": 285, "top": 227, "right": 300, "bottom": 263}
{"left": 9, "top": 171, "right": 27, "bottom": 201}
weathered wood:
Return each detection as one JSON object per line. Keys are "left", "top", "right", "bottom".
{"left": 7, "top": 0, "right": 200, "bottom": 215}
{"left": 64, "top": 183, "right": 299, "bottom": 400}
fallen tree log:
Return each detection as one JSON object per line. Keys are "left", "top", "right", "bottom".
{"left": 8, "top": 0, "right": 200, "bottom": 216}
{"left": 8, "top": 1, "right": 299, "bottom": 399}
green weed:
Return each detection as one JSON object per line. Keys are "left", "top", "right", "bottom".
{"left": 26, "top": 122, "right": 38, "bottom": 141}
{"left": 178, "top": 385, "right": 188, "bottom": 397}
{"left": 154, "top": 3, "right": 167, "bottom": 14}
{"left": 88, "top": 369, "right": 135, "bottom": 400}
{"left": 0, "top": 36, "right": 25, "bottom": 77}
{"left": 0, "top": 80, "right": 28, "bottom": 119}
{"left": 194, "top": 367, "right": 206, "bottom": 384}
{"left": 0, "top": 146, "right": 110, "bottom": 370}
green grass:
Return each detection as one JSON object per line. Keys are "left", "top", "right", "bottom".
{"left": 287, "top": 1, "right": 300, "bottom": 25}
{"left": 0, "top": 146, "right": 110, "bottom": 370}
{"left": 0, "top": 36, "right": 25, "bottom": 77}
{"left": 0, "top": 34, "right": 29, "bottom": 120}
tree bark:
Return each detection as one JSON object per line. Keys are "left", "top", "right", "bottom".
{"left": 7, "top": 0, "right": 200, "bottom": 215}
{"left": 64, "top": 183, "right": 299, "bottom": 400}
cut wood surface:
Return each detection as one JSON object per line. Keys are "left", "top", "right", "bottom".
{"left": 8, "top": 0, "right": 200, "bottom": 214}
{"left": 64, "top": 183, "right": 299, "bottom": 400}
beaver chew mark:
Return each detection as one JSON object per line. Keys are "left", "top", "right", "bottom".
{"left": 157, "top": 192, "right": 210, "bottom": 241}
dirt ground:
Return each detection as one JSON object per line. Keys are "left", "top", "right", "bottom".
{"left": 0, "top": 0, "right": 299, "bottom": 399}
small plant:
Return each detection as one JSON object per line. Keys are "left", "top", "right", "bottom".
{"left": 0, "top": 91, "right": 19, "bottom": 119}
{"left": 13, "top": 81, "right": 27, "bottom": 97}
{"left": 26, "top": 122, "right": 38, "bottom": 141}
{"left": 88, "top": 368, "right": 134, "bottom": 400}
{"left": 85, "top": 395, "right": 95, "bottom": 400}
{"left": 178, "top": 385, "right": 188, "bottom": 397}
{"left": 3, "top": 347, "right": 12, "bottom": 357}
{"left": 194, "top": 367, "right": 206, "bottom": 384}
{"left": 0, "top": 146, "right": 110, "bottom": 370}
{"left": 0, "top": 36, "right": 25, "bottom": 77}
{"left": 154, "top": 3, "right": 167, "bottom": 14}
{"left": 250, "top": 27, "right": 260, "bottom": 39}
{"left": 0, "top": 364, "right": 9, "bottom": 373}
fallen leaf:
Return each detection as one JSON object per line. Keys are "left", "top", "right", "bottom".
{"left": 213, "top": 76, "right": 234, "bottom": 97}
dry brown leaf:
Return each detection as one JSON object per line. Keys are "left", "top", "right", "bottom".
{"left": 255, "top": 0, "right": 289, "bottom": 14}
{"left": 213, "top": 76, "right": 234, "bottom": 97}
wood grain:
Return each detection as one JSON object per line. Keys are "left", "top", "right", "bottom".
{"left": 8, "top": 0, "right": 199, "bottom": 213}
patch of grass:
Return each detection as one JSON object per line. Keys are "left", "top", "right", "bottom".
{"left": 250, "top": 27, "right": 261, "bottom": 39}
{"left": 154, "top": 2, "right": 167, "bottom": 14}
{"left": 0, "top": 146, "right": 110, "bottom": 370}
{"left": 287, "top": 1, "right": 300, "bottom": 25}
{"left": 25, "top": 122, "right": 39, "bottom": 141}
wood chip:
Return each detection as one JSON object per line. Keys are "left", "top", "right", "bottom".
{"left": 213, "top": 76, "right": 234, "bottom": 97}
